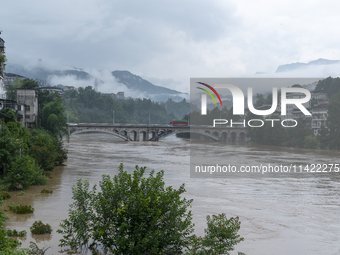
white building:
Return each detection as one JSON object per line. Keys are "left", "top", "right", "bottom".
{"left": 117, "top": 91, "right": 125, "bottom": 99}
{"left": 311, "top": 92, "right": 327, "bottom": 100}
{"left": 311, "top": 101, "right": 328, "bottom": 135}
{"left": 40, "top": 86, "right": 63, "bottom": 95}
{"left": 4, "top": 72, "right": 26, "bottom": 86}
{"left": 17, "top": 89, "right": 38, "bottom": 127}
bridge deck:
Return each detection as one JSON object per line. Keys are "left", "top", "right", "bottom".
{"left": 67, "top": 124, "right": 247, "bottom": 142}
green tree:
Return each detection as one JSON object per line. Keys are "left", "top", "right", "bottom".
{"left": 41, "top": 98, "right": 67, "bottom": 137}
{"left": 262, "top": 114, "right": 285, "bottom": 146}
{"left": 246, "top": 111, "right": 264, "bottom": 144}
{"left": 265, "top": 93, "right": 273, "bottom": 105}
{"left": 314, "top": 76, "right": 340, "bottom": 99}
{"left": 284, "top": 119, "right": 311, "bottom": 147}
{"left": 4, "top": 77, "right": 22, "bottom": 101}
{"left": 20, "top": 78, "right": 39, "bottom": 90}
{"left": 0, "top": 124, "right": 21, "bottom": 175}
{"left": 0, "top": 54, "right": 7, "bottom": 65}
{"left": 187, "top": 214, "right": 244, "bottom": 255}
{"left": 303, "top": 135, "right": 320, "bottom": 149}
{"left": 327, "top": 92, "right": 340, "bottom": 149}
{"left": 58, "top": 164, "right": 194, "bottom": 254}
{"left": 318, "top": 124, "right": 329, "bottom": 149}
{"left": 255, "top": 94, "right": 265, "bottom": 107}
{"left": 3, "top": 155, "right": 46, "bottom": 190}
{"left": 247, "top": 114, "right": 285, "bottom": 146}
{"left": 0, "top": 108, "right": 17, "bottom": 123}
{"left": 28, "top": 128, "right": 65, "bottom": 171}
{"left": 291, "top": 84, "right": 302, "bottom": 88}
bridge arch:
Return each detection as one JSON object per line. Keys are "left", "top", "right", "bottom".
{"left": 120, "top": 130, "right": 127, "bottom": 136}
{"left": 230, "top": 132, "right": 237, "bottom": 143}
{"left": 239, "top": 132, "right": 246, "bottom": 142}
{"left": 212, "top": 131, "right": 220, "bottom": 139}
{"left": 221, "top": 132, "right": 228, "bottom": 142}
{"left": 140, "top": 130, "right": 147, "bottom": 141}
{"left": 69, "top": 129, "right": 128, "bottom": 141}
{"left": 130, "top": 130, "right": 138, "bottom": 141}
{"left": 149, "top": 130, "right": 156, "bottom": 140}
{"left": 158, "top": 130, "right": 219, "bottom": 141}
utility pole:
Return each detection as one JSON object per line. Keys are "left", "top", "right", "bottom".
{"left": 149, "top": 111, "right": 150, "bottom": 125}
{"left": 112, "top": 110, "right": 115, "bottom": 125}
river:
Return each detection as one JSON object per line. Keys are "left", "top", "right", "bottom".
{"left": 2, "top": 133, "right": 340, "bottom": 255}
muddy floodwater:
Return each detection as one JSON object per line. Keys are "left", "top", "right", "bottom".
{"left": 2, "top": 133, "right": 340, "bottom": 255}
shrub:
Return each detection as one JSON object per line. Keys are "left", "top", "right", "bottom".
{"left": 17, "top": 191, "right": 25, "bottom": 196}
{"left": 30, "top": 221, "right": 52, "bottom": 234}
{"left": 40, "top": 189, "right": 53, "bottom": 194}
{"left": 5, "top": 229, "right": 27, "bottom": 237}
{"left": 58, "top": 163, "right": 194, "bottom": 254}
{"left": 0, "top": 191, "right": 11, "bottom": 199}
{"left": 8, "top": 202, "right": 34, "bottom": 214}
{"left": 4, "top": 155, "right": 47, "bottom": 190}
{"left": 186, "top": 214, "right": 244, "bottom": 255}
{"left": 0, "top": 199, "right": 26, "bottom": 253}
{"left": 304, "top": 135, "right": 320, "bottom": 149}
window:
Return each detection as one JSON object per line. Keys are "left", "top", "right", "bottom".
{"left": 25, "top": 105, "right": 30, "bottom": 112}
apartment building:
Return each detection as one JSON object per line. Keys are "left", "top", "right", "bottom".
{"left": 17, "top": 89, "right": 38, "bottom": 127}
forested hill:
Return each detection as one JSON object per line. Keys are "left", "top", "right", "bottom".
{"left": 63, "top": 86, "right": 190, "bottom": 124}
{"left": 112, "top": 70, "right": 182, "bottom": 95}
{"left": 313, "top": 76, "right": 340, "bottom": 99}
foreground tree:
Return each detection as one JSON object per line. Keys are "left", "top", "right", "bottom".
{"left": 58, "top": 164, "right": 194, "bottom": 254}
{"left": 58, "top": 164, "right": 245, "bottom": 255}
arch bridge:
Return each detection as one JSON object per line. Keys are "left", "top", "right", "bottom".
{"left": 67, "top": 124, "right": 248, "bottom": 142}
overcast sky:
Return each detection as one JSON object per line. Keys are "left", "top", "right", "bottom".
{"left": 1, "top": 0, "right": 340, "bottom": 93}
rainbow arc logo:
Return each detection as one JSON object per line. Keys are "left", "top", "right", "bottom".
{"left": 196, "top": 82, "right": 223, "bottom": 106}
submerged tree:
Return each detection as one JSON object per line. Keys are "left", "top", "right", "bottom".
{"left": 58, "top": 164, "right": 245, "bottom": 255}
{"left": 58, "top": 164, "right": 194, "bottom": 254}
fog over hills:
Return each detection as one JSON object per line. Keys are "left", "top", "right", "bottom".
{"left": 6, "top": 63, "right": 188, "bottom": 102}
{"left": 6, "top": 57, "right": 340, "bottom": 102}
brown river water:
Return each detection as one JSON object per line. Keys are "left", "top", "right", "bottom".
{"left": 1, "top": 133, "right": 340, "bottom": 255}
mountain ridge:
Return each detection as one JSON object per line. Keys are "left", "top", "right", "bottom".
{"left": 111, "top": 70, "right": 184, "bottom": 95}
{"left": 275, "top": 58, "right": 340, "bottom": 73}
